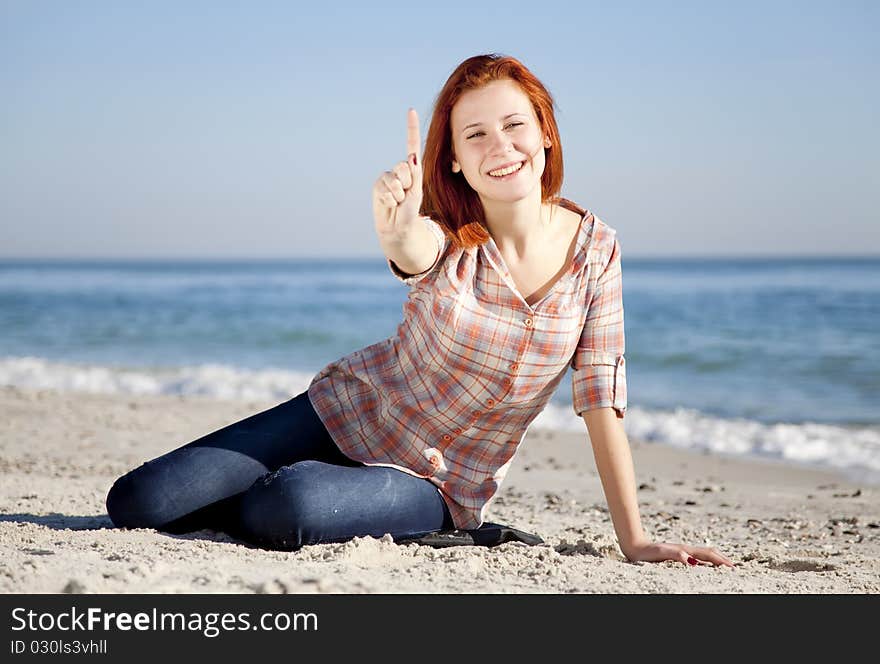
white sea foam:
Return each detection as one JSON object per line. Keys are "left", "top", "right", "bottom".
{"left": 0, "top": 356, "right": 315, "bottom": 402}
{"left": 533, "top": 402, "right": 880, "bottom": 484}
{"left": 3, "top": 355, "right": 879, "bottom": 485}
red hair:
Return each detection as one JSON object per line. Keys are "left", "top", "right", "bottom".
{"left": 421, "top": 53, "right": 568, "bottom": 250}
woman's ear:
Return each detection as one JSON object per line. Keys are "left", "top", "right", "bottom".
{"left": 452, "top": 160, "right": 461, "bottom": 173}
{"left": 544, "top": 136, "right": 552, "bottom": 148}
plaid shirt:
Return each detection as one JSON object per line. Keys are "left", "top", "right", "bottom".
{"left": 307, "top": 207, "right": 627, "bottom": 529}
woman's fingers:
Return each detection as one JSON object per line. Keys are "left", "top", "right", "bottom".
{"left": 686, "top": 546, "right": 736, "bottom": 568}
{"left": 379, "top": 191, "right": 398, "bottom": 208}
{"left": 404, "top": 108, "right": 423, "bottom": 202}
{"left": 380, "top": 171, "right": 406, "bottom": 204}
{"left": 379, "top": 155, "right": 417, "bottom": 207}
{"left": 627, "top": 541, "right": 736, "bottom": 568}
{"left": 372, "top": 107, "right": 423, "bottom": 230}
{"left": 392, "top": 161, "right": 413, "bottom": 189}
{"left": 677, "top": 549, "right": 695, "bottom": 566}
{"left": 407, "top": 107, "right": 420, "bottom": 165}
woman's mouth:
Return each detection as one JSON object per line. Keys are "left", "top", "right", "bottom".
{"left": 487, "top": 161, "right": 524, "bottom": 180}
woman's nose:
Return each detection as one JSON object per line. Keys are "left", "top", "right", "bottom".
{"left": 486, "top": 130, "right": 514, "bottom": 154}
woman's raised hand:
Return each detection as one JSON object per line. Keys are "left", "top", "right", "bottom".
{"left": 373, "top": 108, "right": 424, "bottom": 241}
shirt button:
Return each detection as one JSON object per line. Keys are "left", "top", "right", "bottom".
{"left": 453, "top": 428, "right": 463, "bottom": 435}
{"left": 524, "top": 318, "right": 533, "bottom": 327}
{"left": 486, "top": 398, "right": 495, "bottom": 407}
{"left": 442, "top": 434, "right": 452, "bottom": 442}
{"left": 510, "top": 362, "right": 519, "bottom": 371}
{"left": 430, "top": 455, "right": 441, "bottom": 467}
{"left": 502, "top": 377, "right": 512, "bottom": 386}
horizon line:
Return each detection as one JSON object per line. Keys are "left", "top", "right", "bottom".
{"left": 0, "top": 253, "right": 878, "bottom": 263}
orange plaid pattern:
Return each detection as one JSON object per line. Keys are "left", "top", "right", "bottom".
{"left": 307, "top": 206, "right": 627, "bottom": 529}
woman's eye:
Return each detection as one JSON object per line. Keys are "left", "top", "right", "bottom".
{"left": 466, "top": 122, "right": 524, "bottom": 140}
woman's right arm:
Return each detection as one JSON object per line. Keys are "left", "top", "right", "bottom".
{"left": 372, "top": 108, "right": 440, "bottom": 276}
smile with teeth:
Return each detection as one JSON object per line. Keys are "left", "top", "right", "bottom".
{"left": 488, "top": 161, "right": 524, "bottom": 178}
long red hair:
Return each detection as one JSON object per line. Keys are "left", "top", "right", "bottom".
{"left": 421, "top": 54, "right": 567, "bottom": 250}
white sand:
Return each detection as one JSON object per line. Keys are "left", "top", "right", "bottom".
{"left": 1, "top": 386, "right": 877, "bottom": 594}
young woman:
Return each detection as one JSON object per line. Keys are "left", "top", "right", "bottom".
{"left": 106, "top": 53, "right": 734, "bottom": 568}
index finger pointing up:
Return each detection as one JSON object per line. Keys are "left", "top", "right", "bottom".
{"left": 407, "top": 107, "right": 420, "bottom": 165}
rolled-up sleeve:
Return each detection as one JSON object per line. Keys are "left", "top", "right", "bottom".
{"left": 571, "top": 233, "right": 627, "bottom": 419}
{"left": 387, "top": 217, "right": 448, "bottom": 286}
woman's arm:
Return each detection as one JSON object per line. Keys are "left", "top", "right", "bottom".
{"left": 583, "top": 407, "right": 736, "bottom": 567}
{"left": 582, "top": 407, "right": 648, "bottom": 556}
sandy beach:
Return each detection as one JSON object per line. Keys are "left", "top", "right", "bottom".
{"left": 1, "top": 385, "right": 877, "bottom": 594}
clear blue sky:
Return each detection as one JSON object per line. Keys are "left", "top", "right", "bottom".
{"left": 1, "top": 0, "right": 877, "bottom": 258}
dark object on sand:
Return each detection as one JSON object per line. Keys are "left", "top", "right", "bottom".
{"left": 397, "top": 522, "right": 544, "bottom": 548}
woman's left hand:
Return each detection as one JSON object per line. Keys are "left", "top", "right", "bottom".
{"left": 624, "top": 541, "right": 736, "bottom": 568}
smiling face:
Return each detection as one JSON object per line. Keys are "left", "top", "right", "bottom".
{"left": 450, "top": 79, "right": 552, "bottom": 206}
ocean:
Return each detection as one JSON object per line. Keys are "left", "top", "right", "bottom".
{"left": 1, "top": 256, "right": 878, "bottom": 485}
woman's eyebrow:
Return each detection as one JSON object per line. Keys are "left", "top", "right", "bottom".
{"left": 462, "top": 113, "right": 528, "bottom": 132}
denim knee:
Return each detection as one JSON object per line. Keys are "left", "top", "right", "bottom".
{"left": 236, "top": 460, "right": 335, "bottom": 550}
{"left": 106, "top": 463, "right": 174, "bottom": 530}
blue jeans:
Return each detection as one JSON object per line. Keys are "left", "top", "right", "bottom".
{"left": 105, "top": 390, "right": 454, "bottom": 549}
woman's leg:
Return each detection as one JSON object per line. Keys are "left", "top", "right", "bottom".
{"left": 233, "top": 460, "right": 454, "bottom": 550}
{"left": 105, "top": 390, "right": 356, "bottom": 532}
